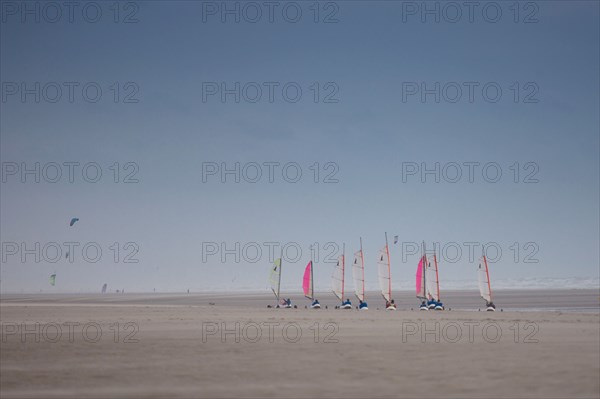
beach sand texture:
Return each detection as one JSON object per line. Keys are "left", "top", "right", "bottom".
{"left": 1, "top": 290, "right": 599, "bottom": 398}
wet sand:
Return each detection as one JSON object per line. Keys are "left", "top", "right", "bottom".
{"left": 1, "top": 289, "right": 599, "bottom": 398}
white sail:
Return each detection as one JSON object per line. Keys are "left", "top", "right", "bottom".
{"left": 332, "top": 254, "right": 344, "bottom": 301}
{"left": 426, "top": 260, "right": 439, "bottom": 301}
{"left": 352, "top": 250, "right": 365, "bottom": 302}
{"left": 377, "top": 247, "right": 391, "bottom": 301}
{"left": 478, "top": 257, "right": 492, "bottom": 302}
{"left": 269, "top": 258, "right": 282, "bottom": 300}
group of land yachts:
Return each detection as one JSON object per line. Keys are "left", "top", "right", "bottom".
{"left": 269, "top": 235, "right": 497, "bottom": 312}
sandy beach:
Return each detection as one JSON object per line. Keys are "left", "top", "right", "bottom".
{"left": 1, "top": 289, "right": 599, "bottom": 398}
{"left": 3, "top": 0, "right": 599, "bottom": 397}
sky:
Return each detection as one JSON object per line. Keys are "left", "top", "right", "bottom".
{"left": 1, "top": 1, "right": 598, "bottom": 293}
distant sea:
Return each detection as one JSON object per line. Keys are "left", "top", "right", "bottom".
{"left": 227, "top": 277, "right": 600, "bottom": 294}
{"left": 2, "top": 277, "right": 598, "bottom": 294}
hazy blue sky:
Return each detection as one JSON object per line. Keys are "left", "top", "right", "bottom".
{"left": 1, "top": 1, "right": 598, "bottom": 293}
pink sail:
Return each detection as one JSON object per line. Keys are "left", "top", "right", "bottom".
{"left": 303, "top": 261, "right": 313, "bottom": 299}
{"left": 415, "top": 257, "right": 426, "bottom": 298}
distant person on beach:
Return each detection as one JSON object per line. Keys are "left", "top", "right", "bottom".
{"left": 359, "top": 300, "right": 368, "bottom": 309}
{"left": 427, "top": 297, "right": 437, "bottom": 309}
{"left": 342, "top": 298, "right": 352, "bottom": 307}
{"left": 311, "top": 299, "right": 320, "bottom": 308}
{"left": 281, "top": 298, "right": 292, "bottom": 307}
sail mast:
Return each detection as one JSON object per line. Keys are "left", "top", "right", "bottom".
{"left": 360, "top": 237, "right": 365, "bottom": 301}
{"left": 310, "top": 248, "right": 314, "bottom": 299}
{"left": 433, "top": 243, "right": 440, "bottom": 300}
{"left": 277, "top": 248, "right": 282, "bottom": 302}
{"left": 342, "top": 243, "right": 345, "bottom": 300}
{"left": 423, "top": 241, "right": 427, "bottom": 300}
{"left": 418, "top": 241, "right": 423, "bottom": 300}
{"left": 385, "top": 232, "right": 390, "bottom": 300}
